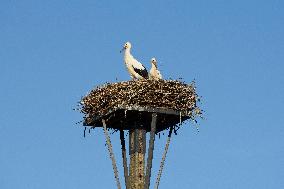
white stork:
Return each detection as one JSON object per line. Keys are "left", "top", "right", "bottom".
{"left": 120, "top": 42, "right": 148, "bottom": 79}
{"left": 149, "top": 58, "right": 163, "bottom": 80}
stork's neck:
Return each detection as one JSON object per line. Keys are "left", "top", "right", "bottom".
{"left": 151, "top": 63, "right": 157, "bottom": 69}
{"left": 124, "top": 48, "right": 132, "bottom": 59}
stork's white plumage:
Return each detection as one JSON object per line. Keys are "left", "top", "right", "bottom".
{"left": 120, "top": 42, "right": 148, "bottom": 79}
{"left": 149, "top": 58, "right": 163, "bottom": 80}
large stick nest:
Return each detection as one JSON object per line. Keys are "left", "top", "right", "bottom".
{"left": 79, "top": 79, "right": 202, "bottom": 123}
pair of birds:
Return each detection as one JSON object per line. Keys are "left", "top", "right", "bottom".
{"left": 120, "top": 42, "right": 162, "bottom": 80}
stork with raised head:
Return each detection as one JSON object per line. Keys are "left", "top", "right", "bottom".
{"left": 149, "top": 58, "right": 163, "bottom": 80}
{"left": 120, "top": 42, "right": 148, "bottom": 80}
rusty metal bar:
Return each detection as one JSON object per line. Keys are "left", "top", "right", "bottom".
{"left": 145, "top": 113, "right": 157, "bottom": 189}
{"left": 102, "top": 119, "right": 121, "bottom": 189}
{"left": 120, "top": 129, "right": 129, "bottom": 189}
{"left": 154, "top": 126, "right": 173, "bottom": 189}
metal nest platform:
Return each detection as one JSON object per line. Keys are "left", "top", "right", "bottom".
{"left": 84, "top": 105, "right": 192, "bottom": 133}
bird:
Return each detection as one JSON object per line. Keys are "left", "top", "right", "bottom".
{"left": 149, "top": 58, "right": 163, "bottom": 80}
{"left": 120, "top": 42, "right": 148, "bottom": 80}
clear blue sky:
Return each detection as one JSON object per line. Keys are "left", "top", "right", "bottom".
{"left": 1, "top": 0, "right": 283, "bottom": 188}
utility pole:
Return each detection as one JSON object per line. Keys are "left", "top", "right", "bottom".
{"left": 79, "top": 79, "right": 201, "bottom": 189}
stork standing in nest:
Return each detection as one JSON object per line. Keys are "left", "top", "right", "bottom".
{"left": 120, "top": 42, "right": 148, "bottom": 80}
{"left": 149, "top": 58, "right": 163, "bottom": 80}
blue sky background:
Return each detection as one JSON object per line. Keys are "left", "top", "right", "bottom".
{"left": 1, "top": 0, "right": 284, "bottom": 188}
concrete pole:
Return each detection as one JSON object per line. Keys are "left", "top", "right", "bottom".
{"left": 129, "top": 128, "right": 146, "bottom": 189}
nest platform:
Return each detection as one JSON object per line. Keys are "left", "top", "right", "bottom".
{"left": 80, "top": 79, "right": 201, "bottom": 133}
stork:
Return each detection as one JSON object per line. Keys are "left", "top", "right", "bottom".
{"left": 120, "top": 42, "right": 148, "bottom": 80}
{"left": 149, "top": 58, "right": 163, "bottom": 80}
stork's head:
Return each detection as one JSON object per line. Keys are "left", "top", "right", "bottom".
{"left": 120, "top": 42, "right": 131, "bottom": 53}
{"left": 151, "top": 57, "right": 157, "bottom": 67}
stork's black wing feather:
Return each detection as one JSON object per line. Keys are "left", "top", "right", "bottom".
{"left": 132, "top": 65, "right": 148, "bottom": 78}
